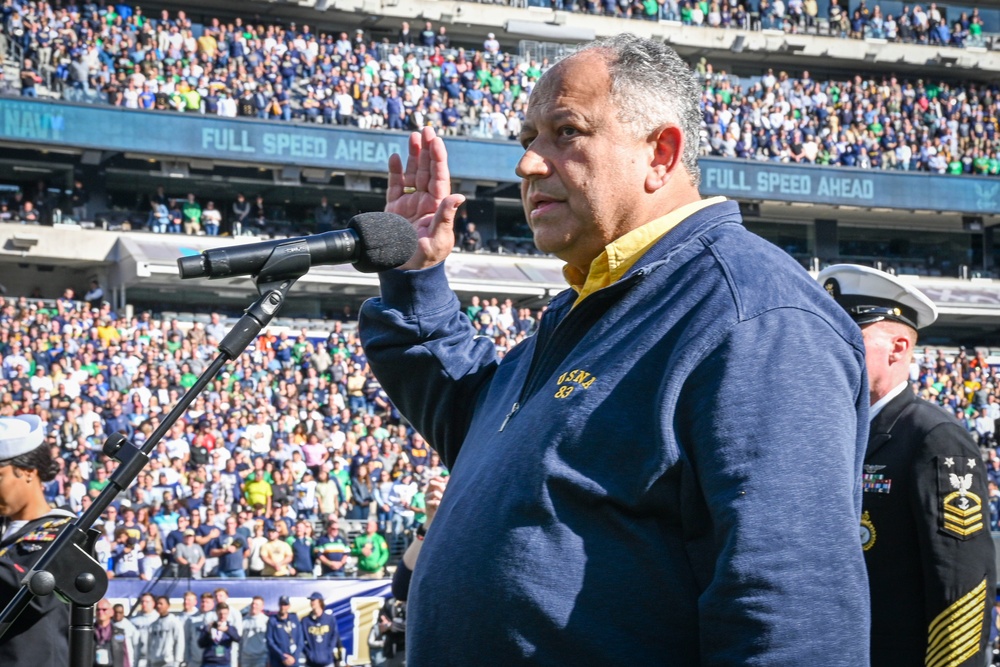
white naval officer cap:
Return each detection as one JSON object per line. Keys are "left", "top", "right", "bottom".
{"left": 0, "top": 414, "right": 44, "bottom": 460}
{"left": 817, "top": 264, "right": 938, "bottom": 330}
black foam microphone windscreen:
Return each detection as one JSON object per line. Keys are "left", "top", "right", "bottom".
{"left": 350, "top": 212, "right": 419, "bottom": 273}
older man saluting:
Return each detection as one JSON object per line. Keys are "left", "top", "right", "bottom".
{"left": 360, "top": 34, "right": 870, "bottom": 665}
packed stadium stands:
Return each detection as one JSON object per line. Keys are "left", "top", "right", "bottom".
{"left": 0, "top": 7, "right": 993, "bottom": 277}
{"left": 1, "top": 0, "right": 999, "bottom": 176}
{"left": 0, "top": 290, "right": 532, "bottom": 579}
{"left": 0, "top": 1, "right": 993, "bottom": 280}
{"left": 0, "top": 288, "right": 994, "bottom": 583}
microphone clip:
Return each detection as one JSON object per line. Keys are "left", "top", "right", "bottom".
{"left": 253, "top": 238, "right": 313, "bottom": 290}
{"left": 218, "top": 272, "right": 298, "bottom": 359}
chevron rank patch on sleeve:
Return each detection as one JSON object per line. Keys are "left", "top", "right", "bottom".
{"left": 938, "top": 456, "right": 985, "bottom": 540}
{"left": 925, "top": 578, "right": 988, "bottom": 667}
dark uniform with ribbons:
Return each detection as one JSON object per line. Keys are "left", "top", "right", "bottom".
{"left": 0, "top": 511, "right": 74, "bottom": 666}
{"left": 863, "top": 388, "right": 995, "bottom": 666}
{"left": 819, "top": 263, "right": 997, "bottom": 667}
{"left": 0, "top": 414, "right": 74, "bottom": 666}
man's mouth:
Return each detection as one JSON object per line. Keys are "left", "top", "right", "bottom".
{"left": 529, "top": 195, "right": 563, "bottom": 217}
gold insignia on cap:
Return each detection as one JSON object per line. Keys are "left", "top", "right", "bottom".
{"left": 824, "top": 278, "right": 839, "bottom": 297}
{"left": 926, "top": 578, "right": 987, "bottom": 667}
{"left": 893, "top": 308, "right": 901, "bottom": 316}
{"left": 860, "top": 511, "right": 876, "bottom": 551}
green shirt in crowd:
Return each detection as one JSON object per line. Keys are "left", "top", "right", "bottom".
{"left": 352, "top": 532, "right": 389, "bottom": 574}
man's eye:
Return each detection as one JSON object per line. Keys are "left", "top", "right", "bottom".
{"left": 559, "top": 126, "right": 578, "bottom": 137}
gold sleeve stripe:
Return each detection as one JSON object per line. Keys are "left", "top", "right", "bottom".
{"left": 927, "top": 584, "right": 988, "bottom": 651}
{"left": 926, "top": 590, "right": 987, "bottom": 660}
{"left": 925, "top": 578, "right": 988, "bottom": 667}
{"left": 928, "top": 578, "right": 987, "bottom": 641}
{"left": 927, "top": 617, "right": 985, "bottom": 667}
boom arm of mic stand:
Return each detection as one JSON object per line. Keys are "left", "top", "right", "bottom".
{"left": 0, "top": 273, "right": 299, "bottom": 666}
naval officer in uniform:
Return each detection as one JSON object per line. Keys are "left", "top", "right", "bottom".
{"left": 819, "top": 264, "right": 996, "bottom": 667}
{"left": 0, "top": 414, "right": 74, "bottom": 666}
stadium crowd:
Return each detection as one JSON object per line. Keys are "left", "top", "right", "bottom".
{"left": 601, "top": 0, "right": 989, "bottom": 45}
{"left": 0, "top": 2, "right": 999, "bottom": 175}
{"left": 0, "top": 287, "right": 543, "bottom": 582}
{"left": 0, "top": 282, "right": 995, "bottom": 581}
{"left": 499, "top": 0, "right": 988, "bottom": 42}
{"left": 699, "top": 67, "right": 1000, "bottom": 173}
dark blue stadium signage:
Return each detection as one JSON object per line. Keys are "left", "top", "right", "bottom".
{"left": 920, "top": 286, "right": 1000, "bottom": 308}
{"left": 0, "top": 97, "right": 526, "bottom": 181}
{"left": 704, "top": 165, "right": 875, "bottom": 200}
{"left": 698, "top": 159, "right": 998, "bottom": 214}
{"left": 0, "top": 97, "right": 411, "bottom": 173}
{"left": 2, "top": 100, "right": 65, "bottom": 141}
{"left": 200, "top": 126, "right": 397, "bottom": 162}
{"left": 1, "top": 98, "right": 998, "bottom": 213}
{"left": 198, "top": 124, "right": 405, "bottom": 164}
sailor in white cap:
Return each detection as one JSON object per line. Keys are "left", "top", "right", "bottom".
{"left": 0, "top": 414, "right": 74, "bottom": 667}
{"left": 818, "top": 264, "right": 995, "bottom": 667}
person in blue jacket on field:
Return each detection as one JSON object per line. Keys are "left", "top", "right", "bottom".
{"left": 301, "top": 592, "right": 343, "bottom": 667}
{"left": 197, "top": 602, "right": 240, "bottom": 666}
{"left": 265, "top": 596, "right": 303, "bottom": 667}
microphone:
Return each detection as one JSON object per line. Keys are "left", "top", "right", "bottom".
{"left": 177, "top": 212, "right": 418, "bottom": 280}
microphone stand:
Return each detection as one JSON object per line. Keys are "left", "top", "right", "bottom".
{"left": 0, "top": 253, "right": 309, "bottom": 667}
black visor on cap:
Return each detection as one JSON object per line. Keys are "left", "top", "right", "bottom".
{"left": 836, "top": 294, "right": 919, "bottom": 330}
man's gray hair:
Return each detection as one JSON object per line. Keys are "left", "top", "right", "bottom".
{"left": 574, "top": 34, "right": 702, "bottom": 187}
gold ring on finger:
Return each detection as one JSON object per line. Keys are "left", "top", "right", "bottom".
{"left": 403, "top": 186, "right": 417, "bottom": 194}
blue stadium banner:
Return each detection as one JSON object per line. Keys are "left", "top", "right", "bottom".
{"left": 107, "top": 577, "right": 391, "bottom": 663}
{"left": 698, "top": 158, "right": 1000, "bottom": 214}
{"left": 0, "top": 97, "right": 520, "bottom": 181}
{"left": 2, "top": 97, "right": 999, "bottom": 213}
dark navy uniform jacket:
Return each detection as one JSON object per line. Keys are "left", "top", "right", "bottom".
{"left": 0, "top": 510, "right": 75, "bottom": 667}
{"left": 863, "top": 388, "right": 997, "bottom": 666}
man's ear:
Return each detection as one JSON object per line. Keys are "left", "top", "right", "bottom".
{"left": 889, "top": 331, "right": 913, "bottom": 364}
{"left": 646, "top": 124, "right": 684, "bottom": 192}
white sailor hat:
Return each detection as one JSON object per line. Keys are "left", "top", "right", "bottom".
{"left": 0, "top": 414, "right": 44, "bottom": 460}
{"left": 817, "top": 264, "right": 938, "bottom": 330}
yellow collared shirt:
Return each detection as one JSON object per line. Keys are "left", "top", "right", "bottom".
{"left": 565, "top": 197, "right": 727, "bottom": 307}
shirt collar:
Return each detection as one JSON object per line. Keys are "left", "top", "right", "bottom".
{"left": 565, "top": 197, "right": 727, "bottom": 307}
{"left": 869, "top": 381, "right": 908, "bottom": 422}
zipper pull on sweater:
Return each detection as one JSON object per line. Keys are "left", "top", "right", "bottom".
{"left": 499, "top": 402, "right": 520, "bottom": 432}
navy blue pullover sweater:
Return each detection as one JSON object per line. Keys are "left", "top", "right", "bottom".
{"left": 360, "top": 200, "right": 871, "bottom": 666}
